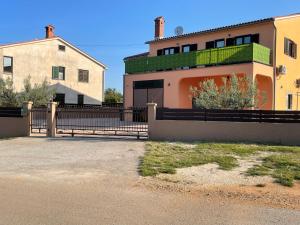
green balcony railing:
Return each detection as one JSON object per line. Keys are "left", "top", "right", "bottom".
{"left": 125, "top": 43, "right": 271, "bottom": 74}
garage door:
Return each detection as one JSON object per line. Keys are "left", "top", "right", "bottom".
{"left": 133, "top": 80, "right": 164, "bottom": 108}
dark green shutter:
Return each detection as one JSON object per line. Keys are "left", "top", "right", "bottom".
{"left": 226, "top": 38, "right": 235, "bottom": 46}
{"left": 190, "top": 44, "right": 198, "bottom": 51}
{"left": 251, "top": 34, "right": 260, "bottom": 44}
{"left": 157, "top": 49, "right": 163, "bottom": 56}
{"left": 52, "top": 66, "right": 59, "bottom": 79}
{"left": 206, "top": 41, "right": 215, "bottom": 49}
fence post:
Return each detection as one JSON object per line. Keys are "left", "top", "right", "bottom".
{"left": 147, "top": 103, "right": 157, "bottom": 140}
{"left": 147, "top": 103, "right": 157, "bottom": 123}
{"left": 22, "top": 101, "right": 33, "bottom": 136}
{"left": 47, "top": 101, "right": 57, "bottom": 137}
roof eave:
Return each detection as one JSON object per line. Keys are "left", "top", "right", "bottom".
{"left": 145, "top": 17, "right": 275, "bottom": 44}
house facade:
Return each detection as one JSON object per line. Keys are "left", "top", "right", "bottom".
{"left": 124, "top": 14, "right": 300, "bottom": 110}
{"left": 0, "top": 25, "right": 106, "bottom": 105}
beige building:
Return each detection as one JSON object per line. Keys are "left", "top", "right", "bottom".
{"left": 0, "top": 25, "right": 106, "bottom": 105}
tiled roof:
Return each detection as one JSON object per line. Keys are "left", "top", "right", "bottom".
{"left": 124, "top": 52, "right": 149, "bottom": 61}
{"left": 0, "top": 37, "right": 107, "bottom": 68}
{"left": 145, "top": 18, "right": 274, "bottom": 44}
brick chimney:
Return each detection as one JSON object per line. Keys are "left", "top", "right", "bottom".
{"left": 45, "top": 25, "right": 55, "bottom": 38}
{"left": 154, "top": 16, "right": 165, "bottom": 39}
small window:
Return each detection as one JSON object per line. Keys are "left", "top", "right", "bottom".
{"left": 77, "top": 95, "right": 84, "bottom": 105}
{"left": 244, "top": 36, "right": 251, "bottom": 44}
{"left": 284, "top": 38, "right": 297, "bottom": 59}
{"left": 162, "top": 47, "right": 179, "bottom": 55}
{"left": 287, "top": 94, "right": 293, "bottom": 110}
{"left": 236, "top": 37, "right": 243, "bottom": 45}
{"left": 78, "top": 69, "right": 89, "bottom": 83}
{"left": 58, "top": 45, "right": 66, "bottom": 51}
{"left": 183, "top": 45, "right": 190, "bottom": 53}
{"left": 52, "top": 66, "right": 65, "bottom": 80}
{"left": 182, "top": 44, "right": 197, "bottom": 53}
{"left": 215, "top": 39, "right": 225, "bottom": 48}
{"left": 3, "top": 56, "right": 13, "bottom": 73}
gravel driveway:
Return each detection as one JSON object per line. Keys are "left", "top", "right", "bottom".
{"left": 0, "top": 137, "right": 299, "bottom": 225}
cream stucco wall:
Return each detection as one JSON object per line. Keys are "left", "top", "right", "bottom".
{"left": 0, "top": 38, "right": 105, "bottom": 104}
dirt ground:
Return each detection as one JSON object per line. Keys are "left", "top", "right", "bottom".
{"left": 0, "top": 137, "right": 299, "bottom": 225}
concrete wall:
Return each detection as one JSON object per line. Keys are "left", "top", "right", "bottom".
{"left": 0, "top": 117, "right": 29, "bottom": 138}
{"left": 0, "top": 38, "right": 105, "bottom": 104}
{"left": 147, "top": 104, "right": 300, "bottom": 145}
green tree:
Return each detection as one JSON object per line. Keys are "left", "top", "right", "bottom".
{"left": 0, "top": 77, "right": 18, "bottom": 107}
{"left": 18, "top": 76, "right": 55, "bottom": 107}
{"left": 104, "top": 88, "right": 123, "bottom": 103}
{"left": 190, "top": 75, "right": 265, "bottom": 110}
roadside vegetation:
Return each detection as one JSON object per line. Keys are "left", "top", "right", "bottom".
{"left": 0, "top": 76, "right": 54, "bottom": 107}
{"left": 140, "top": 142, "right": 300, "bottom": 187}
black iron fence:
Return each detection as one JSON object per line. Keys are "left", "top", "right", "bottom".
{"left": 58, "top": 103, "right": 124, "bottom": 109}
{"left": 31, "top": 107, "right": 47, "bottom": 133}
{"left": 0, "top": 107, "right": 23, "bottom": 117}
{"left": 156, "top": 108, "right": 300, "bottom": 123}
{"left": 56, "top": 106, "right": 148, "bottom": 138}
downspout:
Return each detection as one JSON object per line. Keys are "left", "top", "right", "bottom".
{"left": 272, "top": 20, "right": 277, "bottom": 110}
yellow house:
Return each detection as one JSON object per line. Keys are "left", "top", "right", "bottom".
{"left": 124, "top": 14, "right": 300, "bottom": 110}
{"left": 0, "top": 25, "right": 107, "bottom": 105}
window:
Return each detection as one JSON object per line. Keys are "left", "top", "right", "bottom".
{"left": 284, "top": 38, "right": 297, "bottom": 59}
{"left": 215, "top": 39, "right": 225, "bottom": 48}
{"left": 77, "top": 95, "right": 84, "bottom": 105}
{"left": 206, "top": 39, "right": 225, "bottom": 49}
{"left": 235, "top": 34, "right": 257, "bottom": 45}
{"left": 58, "top": 45, "right": 66, "bottom": 51}
{"left": 287, "top": 94, "right": 293, "bottom": 110}
{"left": 78, "top": 69, "right": 89, "bottom": 83}
{"left": 236, "top": 37, "right": 244, "bottom": 45}
{"left": 182, "top": 44, "right": 197, "bottom": 53}
{"left": 3, "top": 56, "right": 13, "bottom": 73}
{"left": 52, "top": 66, "right": 65, "bottom": 80}
{"left": 157, "top": 47, "right": 180, "bottom": 56}
{"left": 54, "top": 93, "right": 65, "bottom": 105}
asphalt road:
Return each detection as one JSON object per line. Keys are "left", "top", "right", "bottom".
{"left": 0, "top": 137, "right": 299, "bottom": 225}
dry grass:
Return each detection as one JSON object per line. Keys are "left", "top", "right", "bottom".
{"left": 140, "top": 142, "right": 300, "bottom": 187}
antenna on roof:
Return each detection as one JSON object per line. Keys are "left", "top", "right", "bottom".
{"left": 174, "top": 26, "right": 184, "bottom": 36}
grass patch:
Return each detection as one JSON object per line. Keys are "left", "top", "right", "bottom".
{"left": 140, "top": 142, "right": 300, "bottom": 187}
{"left": 139, "top": 142, "right": 238, "bottom": 176}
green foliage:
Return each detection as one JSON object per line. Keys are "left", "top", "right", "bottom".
{"left": 190, "top": 74, "right": 265, "bottom": 109}
{"left": 104, "top": 88, "right": 123, "bottom": 103}
{"left": 0, "top": 77, "right": 18, "bottom": 107}
{"left": 18, "top": 76, "right": 55, "bottom": 107}
{"left": 0, "top": 76, "right": 55, "bottom": 107}
{"left": 141, "top": 141, "right": 300, "bottom": 187}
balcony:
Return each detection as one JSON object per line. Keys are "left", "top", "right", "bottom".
{"left": 125, "top": 43, "right": 271, "bottom": 74}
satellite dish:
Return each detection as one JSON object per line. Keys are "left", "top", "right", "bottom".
{"left": 174, "top": 26, "right": 184, "bottom": 36}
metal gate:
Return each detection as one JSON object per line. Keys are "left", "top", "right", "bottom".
{"left": 55, "top": 106, "right": 148, "bottom": 139}
{"left": 31, "top": 107, "right": 47, "bottom": 134}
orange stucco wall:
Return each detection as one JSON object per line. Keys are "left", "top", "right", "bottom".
{"left": 124, "top": 62, "right": 273, "bottom": 109}
{"left": 149, "top": 22, "right": 275, "bottom": 56}
{"left": 274, "top": 16, "right": 300, "bottom": 110}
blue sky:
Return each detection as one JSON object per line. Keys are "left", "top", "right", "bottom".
{"left": 1, "top": 0, "right": 300, "bottom": 92}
